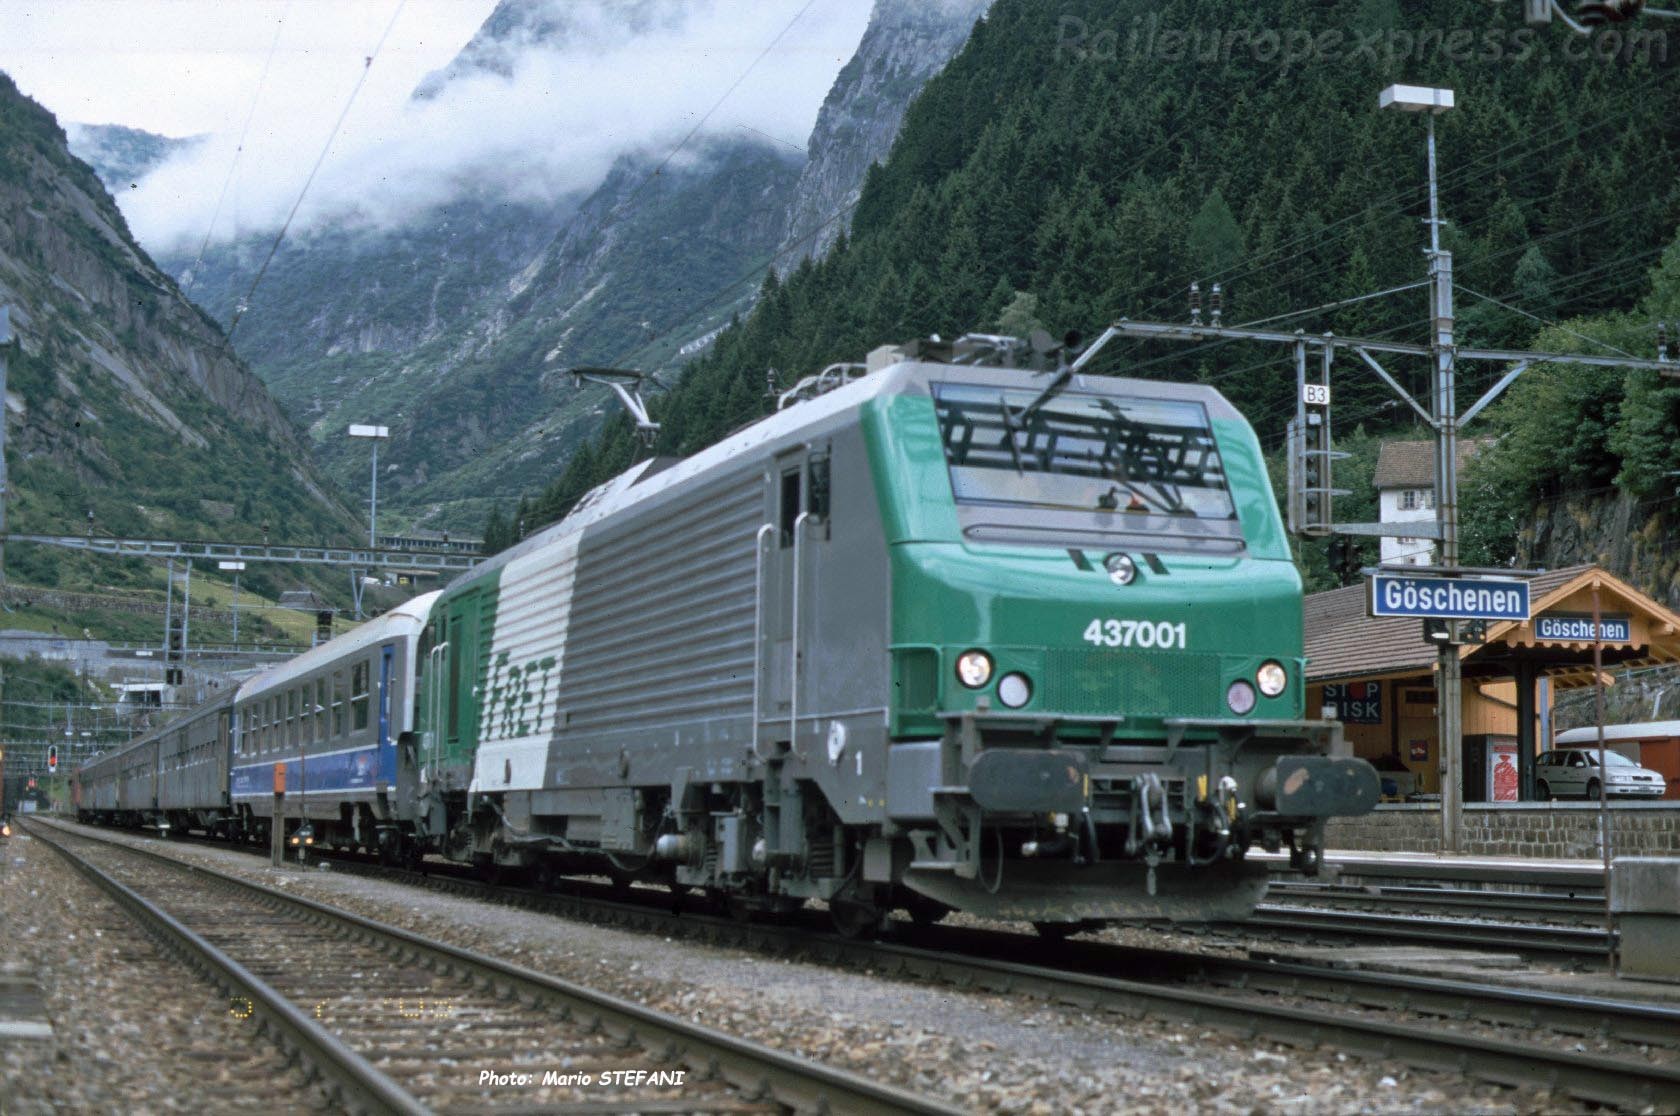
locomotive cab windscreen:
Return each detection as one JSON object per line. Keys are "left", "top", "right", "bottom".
{"left": 933, "top": 382, "right": 1243, "bottom": 552}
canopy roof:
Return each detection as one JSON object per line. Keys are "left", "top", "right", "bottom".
{"left": 1304, "top": 565, "right": 1680, "bottom": 688}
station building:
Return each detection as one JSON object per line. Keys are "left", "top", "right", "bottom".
{"left": 1304, "top": 564, "right": 1680, "bottom": 802}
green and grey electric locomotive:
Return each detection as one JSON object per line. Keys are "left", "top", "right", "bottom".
{"left": 404, "top": 339, "right": 1378, "bottom": 930}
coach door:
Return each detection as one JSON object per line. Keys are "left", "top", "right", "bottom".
{"left": 758, "top": 448, "right": 830, "bottom": 756}
{"left": 378, "top": 643, "right": 395, "bottom": 783}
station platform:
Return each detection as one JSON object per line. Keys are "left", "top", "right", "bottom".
{"left": 1253, "top": 848, "right": 1607, "bottom": 889}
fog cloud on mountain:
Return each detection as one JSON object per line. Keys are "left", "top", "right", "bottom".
{"left": 3, "top": 1, "right": 872, "bottom": 252}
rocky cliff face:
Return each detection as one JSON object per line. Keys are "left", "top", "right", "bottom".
{"left": 1524, "top": 495, "right": 1680, "bottom": 608}
{"left": 777, "top": 0, "right": 990, "bottom": 267}
{"left": 149, "top": 0, "right": 987, "bottom": 531}
{"left": 64, "top": 123, "right": 201, "bottom": 194}
{"left": 412, "top": 0, "right": 685, "bottom": 99}
{"left": 0, "top": 73, "right": 353, "bottom": 549}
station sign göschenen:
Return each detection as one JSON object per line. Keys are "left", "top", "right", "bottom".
{"left": 1367, "top": 572, "right": 1531, "bottom": 622}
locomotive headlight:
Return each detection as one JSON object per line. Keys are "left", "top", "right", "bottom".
{"left": 1226, "top": 680, "right": 1257, "bottom": 716}
{"left": 997, "top": 672, "right": 1033, "bottom": 708}
{"left": 1256, "top": 660, "right": 1288, "bottom": 697}
{"left": 1103, "top": 553, "right": 1137, "bottom": 585}
{"left": 956, "top": 650, "right": 993, "bottom": 689}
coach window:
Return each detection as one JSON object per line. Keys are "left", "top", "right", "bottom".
{"left": 332, "top": 672, "right": 346, "bottom": 737}
{"left": 266, "top": 698, "right": 277, "bottom": 752}
{"left": 289, "top": 690, "right": 301, "bottom": 747}
{"left": 315, "top": 679, "right": 327, "bottom": 742}
{"left": 352, "top": 661, "right": 370, "bottom": 732}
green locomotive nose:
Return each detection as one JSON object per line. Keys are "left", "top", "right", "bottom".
{"left": 864, "top": 382, "right": 1308, "bottom": 742}
{"left": 862, "top": 368, "right": 1376, "bottom": 924}
{"left": 887, "top": 542, "right": 1307, "bottom": 738}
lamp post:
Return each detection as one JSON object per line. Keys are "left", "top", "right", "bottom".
{"left": 347, "top": 424, "right": 390, "bottom": 548}
{"left": 346, "top": 425, "right": 390, "bottom": 621}
{"left": 1380, "top": 83, "right": 1463, "bottom": 851}
{"left": 0, "top": 305, "right": 13, "bottom": 592}
{"left": 218, "top": 560, "right": 246, "bottom": 646}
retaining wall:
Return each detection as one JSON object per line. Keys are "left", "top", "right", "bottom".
{"left": 1325, "top": 802, "right": 1680, "bottom": 857}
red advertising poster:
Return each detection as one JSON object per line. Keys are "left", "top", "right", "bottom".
{"left": 1409, "top": 739, "right": 1428, "bottom": 762}
{"left": 1488, "top": 739, "right": 1520, "bottom": 803}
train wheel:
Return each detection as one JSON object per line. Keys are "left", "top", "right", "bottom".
{"left": 1032, "top": 921, "right": 1080, "bottom": 942}
{"left": 905, "top": 896, "right": 951, "bottom": 927}
{"left": 830, "top": 899, "right": 881, "bottom": 940}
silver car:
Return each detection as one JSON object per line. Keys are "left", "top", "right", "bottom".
{"left": 1535, "top": 748, "right": 1666, "bottom": 800}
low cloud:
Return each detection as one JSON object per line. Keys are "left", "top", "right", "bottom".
{"left": 123, "top": 0, "right": 870, "bottom": 253}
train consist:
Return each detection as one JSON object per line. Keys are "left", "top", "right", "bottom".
{"left": 78, "top": 338, "right": 1378, "bottom": 932}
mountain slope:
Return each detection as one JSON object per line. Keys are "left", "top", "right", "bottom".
{"left": 777, "top": 0, "right": 988, "bottom": 267}
{"left": 65, "top": 122, "right": 202, "bottom": 193}
{"left": 508, "top": 0, "right": 1680, "bottom": 546}
{"left": 0, "top": 72, "right": 357, "bottom": 582}
{"left": 155, "top": 0, "right": 985, "bottom": 532}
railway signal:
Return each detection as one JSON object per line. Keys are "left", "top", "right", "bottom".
{"left": 46, "top": 744, "right": 57, "bottom": 773}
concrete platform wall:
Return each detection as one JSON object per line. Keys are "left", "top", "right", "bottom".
{"left": 1325, "top": 802, "right": 1680, "bottom": 857}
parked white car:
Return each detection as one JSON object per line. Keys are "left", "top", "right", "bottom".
{"left": 1535, "top": 748, "right": 1666, "bottom": 800}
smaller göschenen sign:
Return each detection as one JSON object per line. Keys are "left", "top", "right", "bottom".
{"left": 1367, "top": 573, "right": 1531, "bottom": 622}
{"left": 1534, "top": 614, "right": 1632, "bottom": 643}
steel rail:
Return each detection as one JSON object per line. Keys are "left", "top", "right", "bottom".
{"left": 310, "top": 853, "right": 1680, "bottom": 1110}
{"left": 1265, "top": 881, "right": 1605, "bottom": 921}
{"left": 362, "top": 864, "right": 1680, "bottom": 1048}
{"left": 26, "top": 820, "right": 424, "bottom": 1115}
{"left": 63, "top": 820, "right": 1673, "bottom": 1040}
{"left": 1239, "top": 905, "right": 1612, "bottom": 959}
{"left": 48, "top": 819, "right": 1680, "bottom": 1108}
{"left": 25, "top": 818, "right": 957, "bottom": 1116}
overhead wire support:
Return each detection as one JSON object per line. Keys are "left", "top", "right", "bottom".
{"left": 1099, "top": 82, "right": 1679, "bottom": 855}
{"left": 0, "top": 534, "right": 481, "bottom": 573}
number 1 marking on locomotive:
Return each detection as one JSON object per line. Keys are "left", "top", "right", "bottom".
{"left": 1082, "top": 619, "right": 1187, "bottom": 649}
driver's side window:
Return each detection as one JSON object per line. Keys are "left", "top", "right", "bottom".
{"left": 1567, "top": 752, "right": 1586, "bottom": 768}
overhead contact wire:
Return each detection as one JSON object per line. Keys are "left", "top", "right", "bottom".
{"left": 182, "top": 4, "right": 289, "bottom": 294}
{"left": 227, "top": 0, "right": 410, "bottom": 340}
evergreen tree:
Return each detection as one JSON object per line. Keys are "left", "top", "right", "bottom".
{"left": 1187, "top": 189, "right": 1245, "bottom": 280}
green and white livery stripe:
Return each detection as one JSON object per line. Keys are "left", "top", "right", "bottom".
{"left": 471, "top": 531, "right": 580, "bottom": 793}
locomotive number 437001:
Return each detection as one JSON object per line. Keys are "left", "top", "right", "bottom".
{"left": 1082, "top": 619, "right": 1188, "bottom": 650}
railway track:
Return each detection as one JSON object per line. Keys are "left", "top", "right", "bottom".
{"left": 1264, "top": 880, "right": 1606, "bottom": 924}
{"left": 39, "top": 818, "right": 1680, "bottom": 1111}
{"left": 23, "top": 818, "right": 955, "bottom": 1116}
{"left": 1233, "top": 904, "right": 1614, "bottom": 960}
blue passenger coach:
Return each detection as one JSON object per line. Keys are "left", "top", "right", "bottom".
{"left": 226, "top": 590, "right": 439, "bottom": 851}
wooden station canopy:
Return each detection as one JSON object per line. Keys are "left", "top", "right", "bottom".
{"left": 1305, "top": 564, "right": 1680, "bottom": 799}
{"left": 1306, "top": 564, "right": 1680, "bottom": 690}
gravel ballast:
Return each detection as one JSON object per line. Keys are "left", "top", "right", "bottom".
{"left": 0, "top": 829, "right": 327, "bottom": 1114}
{"left": 14, "top": 820, "right": 1600, "bottom": 1114}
